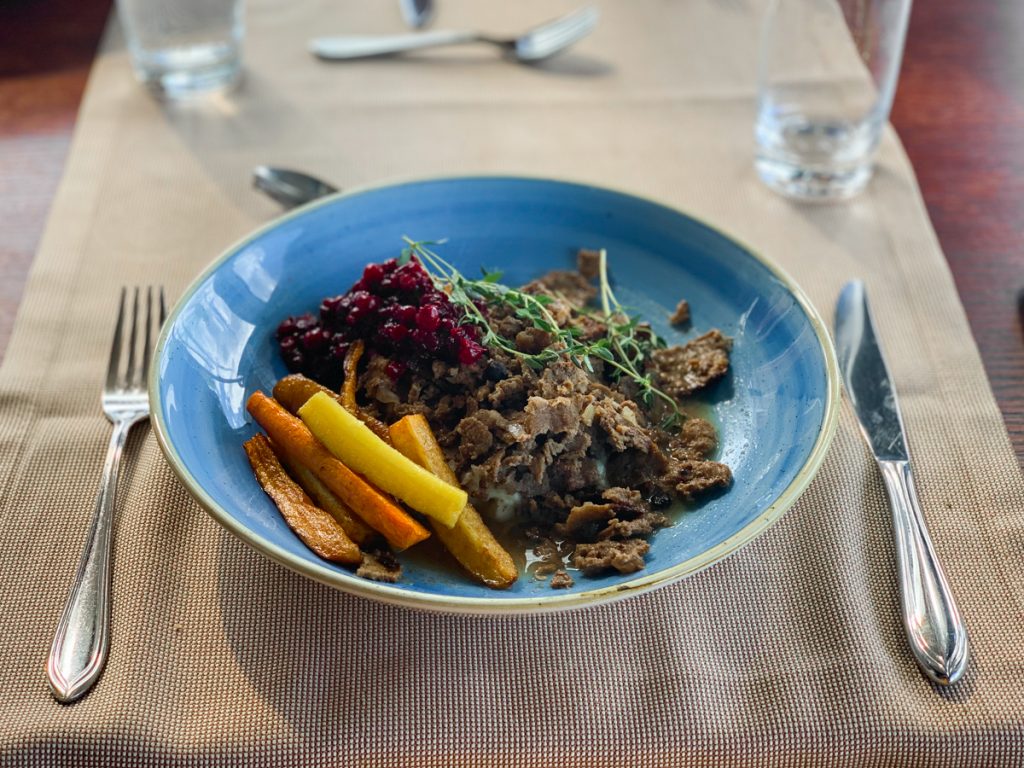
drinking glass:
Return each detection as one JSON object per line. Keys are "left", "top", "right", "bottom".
{"left": 116, "top": 0, "right": 245, "bottom": 98}
{"left": 755, "top": 0, "right": 912, "bottom": 199}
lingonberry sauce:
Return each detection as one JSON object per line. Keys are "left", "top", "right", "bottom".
{"left": 275, "top": 257, "right": 486, "bottom": 388}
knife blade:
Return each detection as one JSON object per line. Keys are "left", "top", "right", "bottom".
{"left": 835, "top": 280, "right": 969, "bottom": 685}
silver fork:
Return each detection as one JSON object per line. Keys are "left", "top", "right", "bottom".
{"left": 310, "top": 6, "right": 599, "bottom": 62}
{"left": 47, "top": 287, "right": 165, "bottom": 703}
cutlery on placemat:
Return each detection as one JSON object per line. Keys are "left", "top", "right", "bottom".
{"left": 399, "top": 0, "right": 434, "bottom": 29}
{"left": 252, "top": 166, "right": 339, "bottom": 209}
{"left": 834, "top": 280, "right": 969, "bottom": 685}
{"left": 47, "top": 287, "right": 165, "bottom": 703}
{"left": 311, "top": 6, "right": 598, "bottom": 62}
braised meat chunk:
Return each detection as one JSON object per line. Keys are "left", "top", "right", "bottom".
{"left": 523, "top": 270, "right": 598, "bottom": 308}
{"left": 356, "top": 550, "right": 403, "bottom": 583}
{"left": 576, "top": 248, "right": 602, "bottom": 280}
{"left": 651, "top": 330, "right": 732, "bottom": 398}
{"left": 573, "top": 539, "right": 650, "bottom": 575}
{"left": 670, "top": 299, "right": 690, "bottom": 326}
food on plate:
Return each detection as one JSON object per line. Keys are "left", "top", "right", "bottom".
{"left": 246, "top": 387, "right": 511, "bottom": 587}
{"left": 650, "top": 329, "right": 731, "bottom": 399}
{"left": 576, "top": 248, "right": 602, "bottom": 280}
{"left": 390, "top": 414, "right": 518, "bottom": 589}
{"left": 246, "top": 391, "right": 430, "bottom": 551}
{"left": 243, "top": 434, "right": 361, "bottom": 564}
{"left": 355, "top": 550, "right": 403, "bottom": 583}
{"left": 340, "top": 340, "right": 393, "bottom": 441}
{"left": 669, "top": 298, "right": 690, "bottom": 326}
{"left": 298, "top": 391, "right": 468, "bottom": 527}
{"left": 253, "top": 239, "right": 732, "bottom": 589}
{"left": 273, "top": 248, "right": 486, "bottom": 390}
{"left": 278, "top": 455, "right": 376, "bottom": 546}
{"left": 272, "top": 373, "right": 337, "bottom": 416}
{"left": 271, "top": 375, "right": 386, "bottom": 545}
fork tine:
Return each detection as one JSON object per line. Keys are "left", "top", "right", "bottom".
{"left": 124, "top": 287, "right": 140, "bottom": 388}
{"left": 141, "top": 287, "right": 154, "bottom": 387}
{"left": 105, "top": 288, "right": 127, "bottom": 390}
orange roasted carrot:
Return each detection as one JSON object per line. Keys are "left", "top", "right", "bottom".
{"left": 340, "top": 341, "right": 392, "bottom": 443}
{"left": 390, "top": 414, "right": 518, "bottom": 589}
{"left": 243, "top": 434, "right": 361, "bottom": 564}
{"left": 246, "top": 391, "right": 429, "bottom": 551}
{"left": 276, "top": 447, "right": 377, "bottom": 547}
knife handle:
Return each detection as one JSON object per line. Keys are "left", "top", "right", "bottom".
{"left": 878, "top": 459, "right": 969, "bottom": 685}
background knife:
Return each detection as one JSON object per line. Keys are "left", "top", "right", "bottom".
{"left": 399, "top": 0, "right": 435, "bottom": 29}
{"left": 834, "top": 280, "right": 969, "bottom": 685}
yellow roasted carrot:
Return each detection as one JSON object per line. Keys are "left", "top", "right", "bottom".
{"left": 243, "top": 434, "right": 361, "bottom": 564}
{"left": 298, "top": 392, "right": 467, "bottom": 527}
{"left": 246, "top": 392, "right": 429, "bottom": 551}
{"left": 390, "top": 415, "right": 518, "bottom": 589}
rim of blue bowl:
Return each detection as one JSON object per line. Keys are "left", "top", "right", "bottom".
{"left": 149, "top": 174, "right": 841, "bottom": 615}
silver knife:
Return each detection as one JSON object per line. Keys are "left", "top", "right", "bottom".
{"left": 834, "top": 280, "right": 969, "bottom": 685}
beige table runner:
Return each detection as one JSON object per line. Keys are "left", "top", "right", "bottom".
{"left": 3, "top": 1, "right": 1023, "bottom": 765}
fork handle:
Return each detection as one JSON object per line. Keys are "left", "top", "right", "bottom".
{"left": 310, "top": 30, "right": 480, "bottom": 59}
{"left": 879, "top": 459, "right": 969, "bottom": 685}
{"left": 47, "top": 416, "right": 142, "bottom": 703}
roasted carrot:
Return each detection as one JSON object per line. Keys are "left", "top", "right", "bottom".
{"left": 340, "top": 341, "right": 392, "bottom": 443}
{"left": 273, "top": 374, "right": 337, "bottom": 416}
{"left": 276, "top": 448, "right": 377, "bottom": 547}
{"left": 390, "top": 414, "right": 518, "bottom": 589}
{"left": 243, "top": 434, "right": 361, "bottom": 564}
{"left": 340, "top": 340, "right": 363, "bottom": 411}
{"left": 299, "top": 392, "right": 467, "bottom": 527}
{"left": 275, "top": 368, "right": 392, "bottom": 443}
{"left": 246, "top": 391, "right": 430, "bottom": 551}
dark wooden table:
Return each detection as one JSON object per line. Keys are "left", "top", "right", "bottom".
{"left": 2, "top": 0, "right": 1022, "bottom": 465}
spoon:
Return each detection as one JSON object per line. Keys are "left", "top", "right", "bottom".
{"left": 310, "top": 6, "right": 599, "bottom": 63}
{"left": 252, "top": 166, "right": 339, "bottom": 209}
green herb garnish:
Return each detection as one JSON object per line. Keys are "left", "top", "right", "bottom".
{"left": 400, "top": 237, "right": 683, "bottom": 429}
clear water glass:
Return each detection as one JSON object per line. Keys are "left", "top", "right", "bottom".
{"left": 116, "top": 0, "right": 244, "bottom": 98}
{"left": 755, "top": 0, "right": 912, "bottom": 200}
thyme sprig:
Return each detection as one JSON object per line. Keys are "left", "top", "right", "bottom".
{"left": 399, "top": 237, "right": 683, "bottom": 428}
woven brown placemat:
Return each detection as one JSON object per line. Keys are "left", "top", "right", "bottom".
{"left": 1, "top": 1, "right": 1022, "bottom": 765}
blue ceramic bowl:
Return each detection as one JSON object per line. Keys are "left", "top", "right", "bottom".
{"left": 150, "top": 176, "right": 839, "bottom": 613}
